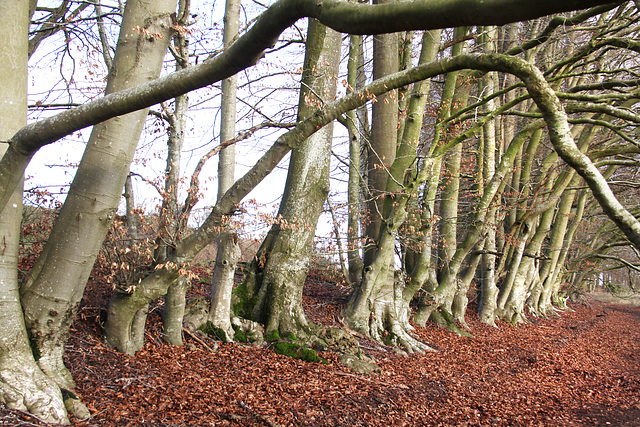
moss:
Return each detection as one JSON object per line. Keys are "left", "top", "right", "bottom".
{"left": 273, "top": 342, "right": 328, "bottom": 364}
{"left": 29, "top": 336, "right": 41, "bottom": 361}
{"left": 286, "top": 332, "right": 297, "bottom": 341}
{"left": 265, "top": 330, "right": 280, "bottom": 342}
{"left": 436, "top": 309, "right": 473, "bottom": 337}
{"left": 234, "top": 330, "right": 247, "bottom": 343}
{"left": 199, "top": 321, "right": 230, "bottom": 342}
{"left": 231, "top": 324, "right": 248, "bottom": 343}
{"left": 382, "top": 332, "right": 397, "bottom": 347}
{"left": 231, "top": 281, "right": 252, "bottom": 318}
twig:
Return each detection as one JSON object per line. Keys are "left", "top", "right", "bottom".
{"left": 182, "top": 327, "right": 216, "bottom": 353}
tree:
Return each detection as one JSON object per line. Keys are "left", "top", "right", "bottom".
{"left": 19, "top": 0, "right": 176, "bottom": 418}
{"left": 241, "top": 19, "right": 343, "bottom": 343}
{"left": 0, "top": 2, "right": 67, "bottom": 423}
{"left": 1, "top": 0, "right": 637, "bottom": 422}
{"left": 208, "top": 0, "right": 243, "bottom": 343}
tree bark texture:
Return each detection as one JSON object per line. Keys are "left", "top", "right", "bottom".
{"left": 23, "top": 0, "right": 177, "bottom": 367}
{"left": 363, "top": 0, "right": 398, "bottom": 266}
{"left": 0, "top": 1, "right": 68, "bottom": 423}
{"left": 246, "top": 19, "right": 341, "bottom": 341}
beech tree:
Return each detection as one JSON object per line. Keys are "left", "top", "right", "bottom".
{"left": 1, "top": 0, "right": 639, "bottom": 423}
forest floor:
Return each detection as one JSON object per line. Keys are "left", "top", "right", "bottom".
{"left": 2, "top": 269, "right": 639, "bottom": 427}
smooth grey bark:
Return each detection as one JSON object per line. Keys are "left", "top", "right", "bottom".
{"left": 209, "top": 0, "right": 241, "bottom": 341}
{"left": 163, "top": 276, "right": 188, "bottom": 343}
{"left": 344, "top": 30, "right": 445, "bottom": 352}
{"left": 345, "top": 33, "right": 365, "bottom": 284}
{"left": 478, "top": 26, "right": 499, "bottom": 327}
{"left": 437, "top": 27, "right": 470, "bottom": 284}
{"left": 217, "top": 0, "right": 240, "bottom": 199}
{"left": 0, "top": 2, "right": 67, "bottom": 423}
{"left": 398, "top": 29, "right": 441, "bottom": 303}
{"left": 344, "top": 157, "right": 436, "bottom": 353}
{"left": 209, "top": 233, "right": 242, "bottom": 341}
{"left": 160, "top": 1, "right": 191, "bottom": 347}
{"left": 123, "top": 174, "right": 138, "bottom": 239}
{"left": 245, "top": 19, "right": 341, "bottom": 341}
{"left": 22, "top": 0, "right": 176, "bottom": 373}
{"left": 0, "top": 0, "right": 614, "bottom": 215}
{"left": 363, "top": 0, "right": 398, "bottom": 266}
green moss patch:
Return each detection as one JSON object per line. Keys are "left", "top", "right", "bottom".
{"left": 231, "top": 281, "right": 252, "bottom": 318}
{"left": 273, "top": 342, "right": 328, "bottom": 364}
{"left": 199, "top": 321, "right": 230, "bottom": 342}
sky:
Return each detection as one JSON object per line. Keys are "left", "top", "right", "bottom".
{"left": 25, "top": 0, "right": 356, "bottom": 249}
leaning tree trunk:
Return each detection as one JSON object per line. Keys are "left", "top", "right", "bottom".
{"left": 0, "top": 2, "right": 67, "bottom": 423}
{"left": 21, "top": 0, "right": 176, "bottom": 376}
{"left": 528, "top": 174, "right": 581, "bottom": 315}
{"left": 241, "top": 19, "right": 341, "bottom": 342}
{"left": 410, "top": 27, "right": 469, "bottom": 328}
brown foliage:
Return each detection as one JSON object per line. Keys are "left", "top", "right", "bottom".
{"left": 3, "top": 271, "right": 639, "bottom": 426}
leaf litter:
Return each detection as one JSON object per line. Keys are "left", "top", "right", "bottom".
{"left": 1, "top": 273, "right": 639, "bottom": 426}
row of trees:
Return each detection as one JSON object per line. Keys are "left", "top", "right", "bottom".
{"left": 1, "top": 0, "right": 639, "bottom": 423}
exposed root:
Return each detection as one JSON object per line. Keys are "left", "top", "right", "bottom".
{"left": 0, "top": 361, "right": 68, "bottom": 425}
{"left": 431, "top": 310, "right": 473, "bottom": 338}
{"left": 37, "top": 348, "right": 91, "bottom": 420}
{"left": 36, "top": 346, "right": 75, "bottom": 390}
{"left": 388, "top": 321, "right": 435, "bottom": 354}
{"left": 61, "top": 389, "right": 91, "bottom": 421}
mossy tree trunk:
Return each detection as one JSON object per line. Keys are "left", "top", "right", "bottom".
{"left": 242, "top": 20, "right": 341, "bottom": 342}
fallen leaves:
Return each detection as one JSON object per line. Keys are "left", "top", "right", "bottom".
{"left": 1, "top": 278, "right": 639, "bottom": 426}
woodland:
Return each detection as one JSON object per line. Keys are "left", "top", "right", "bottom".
{"left": 1, "top": 0, "right": 640, "bottom": 425}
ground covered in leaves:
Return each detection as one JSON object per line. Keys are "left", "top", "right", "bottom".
{"left": 2, "top": 272, "right": 639, "bottom": 426}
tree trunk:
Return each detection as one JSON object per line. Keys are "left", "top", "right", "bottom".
{"left": 344, "top": 29, "right": 441, "bottom": 352}
{"left": 123, "top": 174, "right": 139, "bottom": 239}
{"left": 345, "top": 33, "right": 365, "bottom": 284}
{"left": 160, "top": 0, "right": 194, "bottom": 347}
{"left": 22, "top": 0, "right": 176, "bottom": 373}
{"left": 478, "top": 26, "right": 499, "bottom": 327}
{"left": 209, "top": 233, "right": 242, "bottom": 341}
{"left": 363, "top": 0, "right": 398, "bottom": 266}
{"left": 243, "top": 19, "right": 341, "bottom": 342}
{"left": 0, "top": 2, "right": 67, "bottom": 423}
{"left": 208, "top": 0, "right": 241, "bottom": 341}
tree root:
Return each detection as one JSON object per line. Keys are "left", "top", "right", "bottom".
{"left": 0, "top": 360, "right": 68, "bottom": 425}
{"left": 388, "top": 321, "right": 435, "bottom": 354}
{"left": 431, "top": 310, "right": 473, "bottom": 338}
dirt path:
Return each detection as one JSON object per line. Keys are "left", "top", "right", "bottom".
{"left": 1, "top": 282, "right": 639, "bottom": 426}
